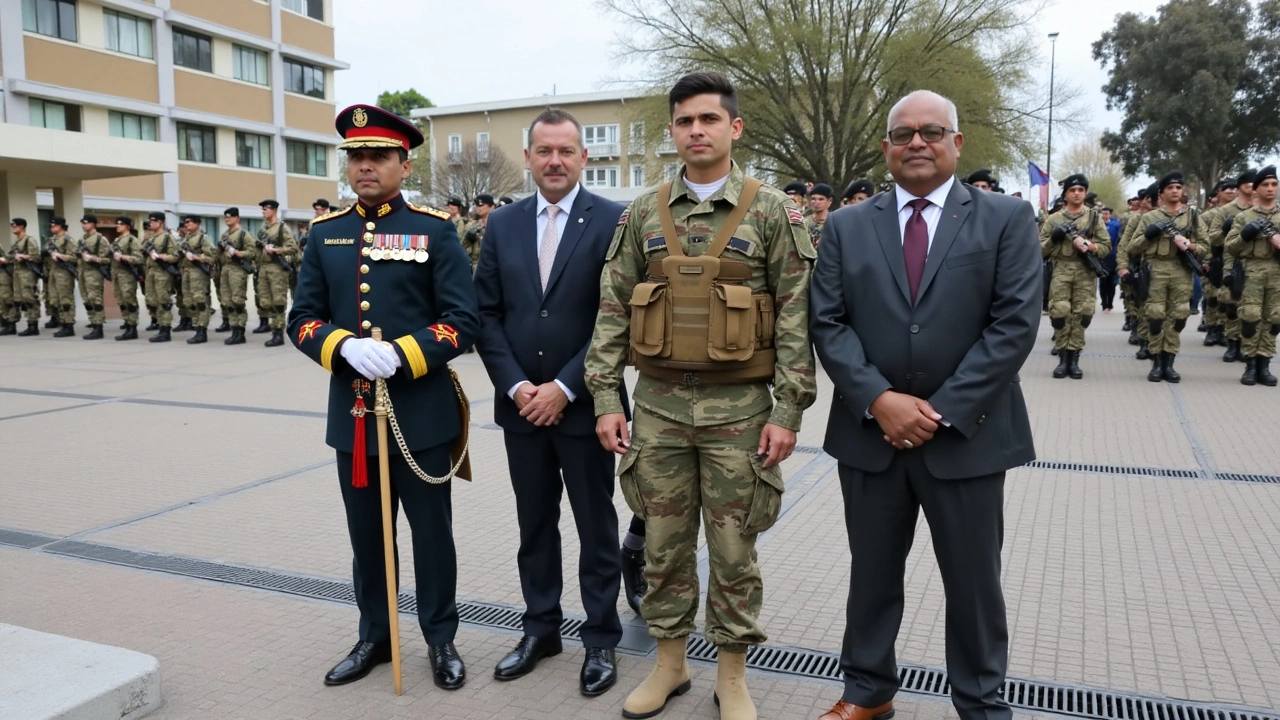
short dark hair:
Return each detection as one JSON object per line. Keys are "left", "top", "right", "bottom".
{"left": 527, "top": 107, "right": 583, "bottom": 149}
{"left": 668, "top": 72, "right": 739, "bottom": 119}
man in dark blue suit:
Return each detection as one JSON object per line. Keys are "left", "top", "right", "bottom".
{"left": 474, "top": 108, "right": 625, "bottom": 697}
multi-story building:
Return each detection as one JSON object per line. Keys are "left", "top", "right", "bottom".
{"left": 0, "top": 0, "right": 346, "bottom": 245}
{"left": 413, "top": 90, "right": 681, "bottom": 205}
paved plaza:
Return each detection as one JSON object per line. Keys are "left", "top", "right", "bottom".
{"left": 1, "top": 305, "right": 1278, "bottom": 720}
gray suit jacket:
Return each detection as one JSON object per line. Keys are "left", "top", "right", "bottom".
{"left": 809, "top": 180, "right": 1041, "bottom": 479}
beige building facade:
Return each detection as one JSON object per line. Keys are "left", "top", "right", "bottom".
{"left": 413, "top": 90, "right": 682, "bottom": 205}
{"left": 1, "top": 0, "right": 346, "bottom": 246}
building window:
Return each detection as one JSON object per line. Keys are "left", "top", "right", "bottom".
{"left": 521, "top": 127, "right": 529, "bottom": 150}
{"left": 177, "top": 122, "right": 216, "bottom": 163}
{"left": 657, "top": 129, "right": 677, "bottom": 155}
{"left": 476, "top": 132, "right": 490, "bottom": 163}
{"left": 109, "top": 110, "right": 157, "bottom": 140}
{"left": 104, "top": 9, "right": 152, "bottom": 58}
{"left": 282, "top": 0, "right": 324, "bottom": 21}
{"left": 447, "top": 134, "right": 462, "bottom": 164}
{"left": 286, "top": 141, "right": 327, "bottom": 176}
{"left": 232, "top": 45, "right": 269, "bottom": 85}
{"left": 583, "top": 166, "right": 620, "bottom": 189}
{"left": 629, "top": 122, "right": 645, "bottom": 155}
{"left": 30, "top": 99, "right": 81, "bottom": 132}
{"left": 284, "top": 58, "right": 325, "bottom": 98}
{"left": 22, "top": 0, "right": 77, "bottom": 42}
{"left": 173, "top": 28, "right": 212, "bottom": 72}
{"left": 631, "top": 165, "right": 646, "bottom": 188}
{"left": 583, "top": 124, "right": 620, "bottom": 157}
{"left": 663, "top": 162, "right": 680, "bottom": 181}
{"left": 236, "top": 132, "right": 272, "bottom": 169}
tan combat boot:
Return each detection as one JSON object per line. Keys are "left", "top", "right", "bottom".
{"left": 713, "top": 650, "right": 757, "bottom": 720}
{"left": 622, "top": 637, "right": 692, "bottom": 718}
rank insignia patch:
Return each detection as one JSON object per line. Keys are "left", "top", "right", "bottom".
{"left": 298, "top": 320, "right": 322, "bottom": 343}
{"left": 429, "top": 323, "right": 459, "bottom": 348}
{"left": 786, "top": 207, "right": 804, "bottom": 225}
{"left": 617, "top": 208, "right": 630, "bottom": 226}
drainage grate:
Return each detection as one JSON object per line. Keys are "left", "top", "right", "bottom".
{"left": 1023, "top": 460, "right": 1280, "bottom": 484}
{"left": 29, "top": 538, "right": 1280, "bottom": 720}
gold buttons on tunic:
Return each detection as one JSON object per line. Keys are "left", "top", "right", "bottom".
{"left": 362, "top": 320, "right": 372, "bottom": 330}
{"left": 362, "top": 246, "right": 371, "bottom": 257}
{"left": 360, "top": 264, "right": 369, "bottom": 274}
{"left": 360, "top": 301, "right": 370, "bottom": 311}
{"left": 360, "top": 283, "right": 370, "bottom": 293}
{"left": 363, "top": 233, "right": 374, "bottom": 244}
{"left": 365, "top": 222, "right": 376, "bottom": 231}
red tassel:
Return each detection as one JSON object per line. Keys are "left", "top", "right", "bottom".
{"left": 352, "top": 397, "right": 368, "bottom": 489}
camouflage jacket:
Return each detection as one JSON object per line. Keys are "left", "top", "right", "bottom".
{"left": 258, "top": 221, "right": 299, "bottom": 264}
{"left": 1127, "top": 206, "right": 1209, "bottom": 262}
{"left": 1224, "top": 205, "right": 1280, "bottom": 260}
{"left": 461, "top": 220, "right": 484, "bottom": 270}
{"left": 1039, "top": 207, "right": 1110, "bottom": 260}
{"left": 1210, "top": 200, "right": 1253, "bottom": 249}
{"left": 179, "top": 231, "right": 217, "bottom": 272}
{"left": 585, "top": 162, "right": 817, "bottom": 430}
{"left": 803, "top": 214, "right": 826, "bottom": 247}
{"left": 47, "top": 233, "right": 79, "bottom": 272}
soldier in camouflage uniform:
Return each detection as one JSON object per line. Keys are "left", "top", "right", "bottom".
{"left": 9, "top": 219, "right": 42, "bottom": 336}
{"left": 172, "top": 220, "right": 195, "bottom": 334}
{"left": 139, "top": 222, "right": 161, "bottom": 331}
{"left": 462, "top": 195, "right": 493, "bottom": 274}
{"left": 1200, "top": 179, "right": 1237, "bottom": 347}
{"left": 77, "top": 215, "right": 111, "bottom": 340}
{"left": 141, "top": 212, "right": 180, "bottom": 342}
{"left": 45, "top": 217, "right": 80, "bottom": 337}
{"left": 1215, "top": 169, "right": 1256, "bottom": 363}
{"left": 218, "top": 208, "right": 256, "bottom": 345}
{"left": 256, "top": 199, "right": 298, "bottom": 347}
{"left": 110, "top": 217, "right": 145, "bottom": 341}
{"left": 1039, "top": 174, "right": 1110, "bottom": 379}
{"left": 0, "top": 229, "right": 16, "bottom": 336}
{"left": 804, "top": 183, "right": 833, "bottom": 248}
{"left": 177, "top": 215, "right": 217, "bottom": 344}
{"left": 1126, "top": 172, "right": 1209, "bottom": 382}
{"left": 1117, "top": 187, "right": 1156, "bottom": 358}
{"left": 41, "top": 232, "right": 59, "bottom": 329}
{"left": 446, "top": 197, "right": 468, "bottom": 241}
{"left": 1224, "top": 165, "right": 1280, "bottom": 386}
{"left": 585, "top": 73, "right": 816, "bottom": 720}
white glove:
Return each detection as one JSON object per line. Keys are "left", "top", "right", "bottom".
{"left": 340, "top": 337, "right": 402, "bottom": 380}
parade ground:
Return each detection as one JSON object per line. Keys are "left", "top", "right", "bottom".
{"left": 1, "top": 309, "right": 1278, "bottom": 720}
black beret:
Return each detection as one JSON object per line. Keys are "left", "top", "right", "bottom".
{"left": 966, "top": 168, "right": 995, "bottom": 185}
{"left": 81, "top": 214, "right": 98, "bottom": 224}
{"left": 51, "top": 217, "right": 68, "bottom": 229}
{"left": 1254, "top": 165, "right": 1278, "bottom": 185}
{"left": 993, "top": 185, "right": 1006, "bottom": 194}
{"left": 1219, "top": 178, "right": 1237, "bottom": 190}
{"left": 782, "top": 182, "right": 808, "bottom": 196}
{"left": 1127, "top": 197, "right": 1138, "bottom": 204}
{"left": 809, "top": 183, "right": 834, "bottom": 199}
{"left": 843, "top": 179, "right": 875, "bottom": 199}
{"left": 1146, "top": 183, "right": 1159, "bottom": 198}
{"left": 447, "top": 197, "right": 464, "bottom": 208}
{"left": 224, "top": 207, "right": 240, "bottom": 217}
{"left": 1135, "top": 188, "right": 1148, "bottom": 201}
{"left": 313, "top": 198, "right": 331, "bottom": 209}
{"left": 474, "top": 194, "right": 495, "bottom": 206}
{"left": 115, "top": 216, "right": 133, "bottom": 227}
{"left": 1157, "top": 171, "right": 1184, "bottom": 192}
{"left": 1237, "top": 168, "right": 1258, "bottom": 187}
{"left": 1061, "top": 173, "right": 1089, "bottom": 191}
{"left": 336, "top": 104, "right": 424, "bottom": 151}
{"left": 181, "top": 215, "right": 200, "bottom": 225}
{"left": 9, "top": 218, "right": 27, "bottom": 228}
{"left": 498, "top": 196, "right": 514, "bottom": 206}
{"left": 259, "top": 199, "right": 280, "bottom": 209}
{"left": 147, "top": 211, "right": 166, "bottom": 222}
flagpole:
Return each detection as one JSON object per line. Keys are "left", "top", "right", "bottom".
{"left": 1047, "top": 32, "right": 1059, "bottom": 183}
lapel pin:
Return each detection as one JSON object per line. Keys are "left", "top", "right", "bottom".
{"left": 578, "top": 218, "right": 584, "bottom": 223}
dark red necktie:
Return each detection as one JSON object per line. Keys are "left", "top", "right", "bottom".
{"left": 904, "top": 198, "right": 930, "bottom": 303}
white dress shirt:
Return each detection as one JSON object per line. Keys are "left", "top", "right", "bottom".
{"left": 508, "top": 183, "right": 582, "bottom": 403}
{"left": 893, "top": 175, "right": 955, "bottom": 249}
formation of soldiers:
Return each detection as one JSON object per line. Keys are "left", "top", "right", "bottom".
{"left": 0, "top": 199, "right": 305, "bottom": 346}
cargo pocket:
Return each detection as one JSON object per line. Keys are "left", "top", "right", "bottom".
{"left": 616, "top": 440, "right": 646, "bottom": 519}
{"left": 629, "top": 282, "right": 671, "bottom": 358}
{"left": 741, "top": 453, "right": 785, "bottom": 535}
{"left": 754, "top": 294, "right": 775, "bottom": 346}
{"left": 708, "top": 283, "right": 757, "bottom": 361}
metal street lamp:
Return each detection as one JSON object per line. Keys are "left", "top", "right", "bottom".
{"left": 1047, "top": 32, "right": 1060, "bottom": 182}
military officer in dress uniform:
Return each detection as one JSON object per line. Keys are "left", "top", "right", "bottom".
{"left": 288, "top": 104, "right": 479, "bottom": 692}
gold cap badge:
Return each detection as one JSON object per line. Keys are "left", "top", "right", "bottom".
{"left": 352, "top": 107, "right": 368, "bottom": 128}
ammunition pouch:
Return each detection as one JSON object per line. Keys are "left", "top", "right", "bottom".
{"left": 1229, "top": 259, "right": 1246, "bottom": 301}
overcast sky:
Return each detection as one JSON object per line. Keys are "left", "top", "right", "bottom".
{"left": 332, "top": 0, "right": 1265, "bottom": 197}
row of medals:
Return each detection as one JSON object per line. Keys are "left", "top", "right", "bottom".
{"left": 364, "top": 222, "right": 428, "bottom": 263}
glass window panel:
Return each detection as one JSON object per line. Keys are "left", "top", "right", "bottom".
{"left": 58, "top": 0, "right": 76, "bottom": 40}
{"left": 23, "top": 0, "right": 37, "bottom": 32}
{"left": 141, "top": 117, "right": 156, "bottom": 141}
{"left": 37, "top": 0, "right": 56, "bottom": 36}
{"left": 104, "top": 11, "right": 118, "bottom": 50}
{"left": 120, "top": 17, "right": 138, "bottom": 56}
{"left": 138, "top": 18, "right": 152, "bottom": 58}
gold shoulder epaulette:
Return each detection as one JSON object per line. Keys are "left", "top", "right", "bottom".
{"left": 407, "top": 202, "right": 451, "bottom": 221}
{"left": 311, "top": 205, "right": 355, "bottom": 226}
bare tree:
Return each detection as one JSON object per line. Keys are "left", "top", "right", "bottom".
{"left": 1055, "top": 132, "right": 1131, "bottom": 211}
{"left": 426, "top": 141, "right": 526, "bottom": 205}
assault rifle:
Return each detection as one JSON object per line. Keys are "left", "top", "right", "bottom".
{"left": 78, "top": 237, "right": 112, "bottom": 280}
{"left": 255, "top": 232, "right": 294, "bottom": 272}
{"left": 1241, "top": 218, "right": 1280, "bottom": 263}
{"left": 111, "top": 239, "right": 146, "bottom": 289}
{"left": 18, "top": 242, "right": 44, "bottom": 280}
{"left": 178, "top": 238, "right": 213, "bottom": 276}
{"left": 1049, "top": 221, "right": 1107, "bottom": 278}
{"left": 1144, "top": 221, "right": 1207, "bottom": 277}
{"left": 219, "top": 233, "right": 255, "bottom": 274}
{"left": 142, "top": 239, "right": 181, "bottom": 277}
{"left": 44, "top": 237, "right": 76, "bottom": 277}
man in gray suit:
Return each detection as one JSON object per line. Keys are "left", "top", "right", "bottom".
{"left": 809, "top": 91, "right": 1041, "bottom": 720}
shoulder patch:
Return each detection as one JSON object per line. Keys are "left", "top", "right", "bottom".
{"left": 311, "top": 205, "right": 354, "bottom": 226}
{"left": 787, "top": 207, "right": 804, "bottom": 225}
{"left": 617, "top": 208, "right": 630, "bottom": 226}
{"left": 408, "top": 203, "right": 451, "bottom": 220}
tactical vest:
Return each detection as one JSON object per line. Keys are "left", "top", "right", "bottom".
{"left": 627, "top": 178, "right": 776, "bottom": 384}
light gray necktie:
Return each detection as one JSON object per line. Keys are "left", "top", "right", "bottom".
{"left": 539, "top": 205, "right": 560, "bottom": 291}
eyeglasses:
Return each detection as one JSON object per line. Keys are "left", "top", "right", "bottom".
{"left": 887, "top": 124, "right": 956, "bottom": 145}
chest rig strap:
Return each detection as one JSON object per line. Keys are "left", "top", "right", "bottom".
{"left": 656, "top": 177, "right": 763, "bottom": 258}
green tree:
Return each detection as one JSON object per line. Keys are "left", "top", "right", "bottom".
{"left": 601, "top": 0, "right": 1081, "bottom": 191}
{"left": 1055, "top": 133, "right": 1129, "bottom": 212}
{"left": 1092, "top": 0, "right": 1280, "bottom": 190}
{"left": 375, "top": 89, "right": 433, "bottom": 119}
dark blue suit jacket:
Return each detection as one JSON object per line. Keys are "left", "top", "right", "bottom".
{"left": 474, "top": 188, "right": 626, "bottom": 437}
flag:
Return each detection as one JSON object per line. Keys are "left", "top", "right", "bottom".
{"left": 1028, "top": 162, "right": 1051, "bottom": 209}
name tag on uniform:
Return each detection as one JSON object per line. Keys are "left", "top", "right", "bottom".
{"left": 646, "top": 236, "right": 666, "bottom": 251}
{"left": 728, "top": 237, "right": 752, "bottom": 254}
{"left": 324, "top": 238, "right": 355, "bottom": 245}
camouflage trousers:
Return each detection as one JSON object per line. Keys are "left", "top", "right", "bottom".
{"left": 1220, "top": 279, "right": 1243, "bottom": 341}
{"left": 1144, "top": 259, "right": 1194, "bottom": 354}
{"left": 617, "top": 406, "right": 783, "bottom": 652}
{"left": 43, "top": 260, "right": 56, "bottom": 321}
{"left": 219, "top": 265, "right": 250, "bottom": 328}
{"left": 1239, "top": 259, "right": 1280, "bottom": 359}
{"left": 177, "top": 269, "right": 191, "bottom": 321}
{"left": 258, "top": 264, "right": 290, "bottom": 330}
{"left": 0, "top": 269, "right": 16, "bottom": 322}
{"left": 14, "top": 267, "right": 40, "bottom": 322}
{"left": 112, "top": 265, "right": 142, "bottom": 325}
{"left": 1203, "top": 274, "right": 1225, "bottom": 328}
{"left": 79, "top": 267, "right": 106, "bottom": 325}
{"left": 48, "top": 266, "right": 77, "bottom": 324}
{"left": 183, "top": 268, "right": 212, "bottom": 328}
{"left": 146, "top": 268, "right": 175, "bottom": 327}
{"left": 1048, "top": 263, "right": 1096, "bottom": 351}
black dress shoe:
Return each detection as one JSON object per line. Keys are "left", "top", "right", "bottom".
{"left": 580, "top": 647, "right": 617, "bottom": 697}
{"left": 323, "top": 641, "right": 391, "bottom": 686}
{"left": 621, "top": 546, "right": 646, "bottom": 615}
{"left": 494, "top": 635, "right": 562, "bottom": 681}
{"left": 430, "top": 642, "right": 467, "bottom": 690}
